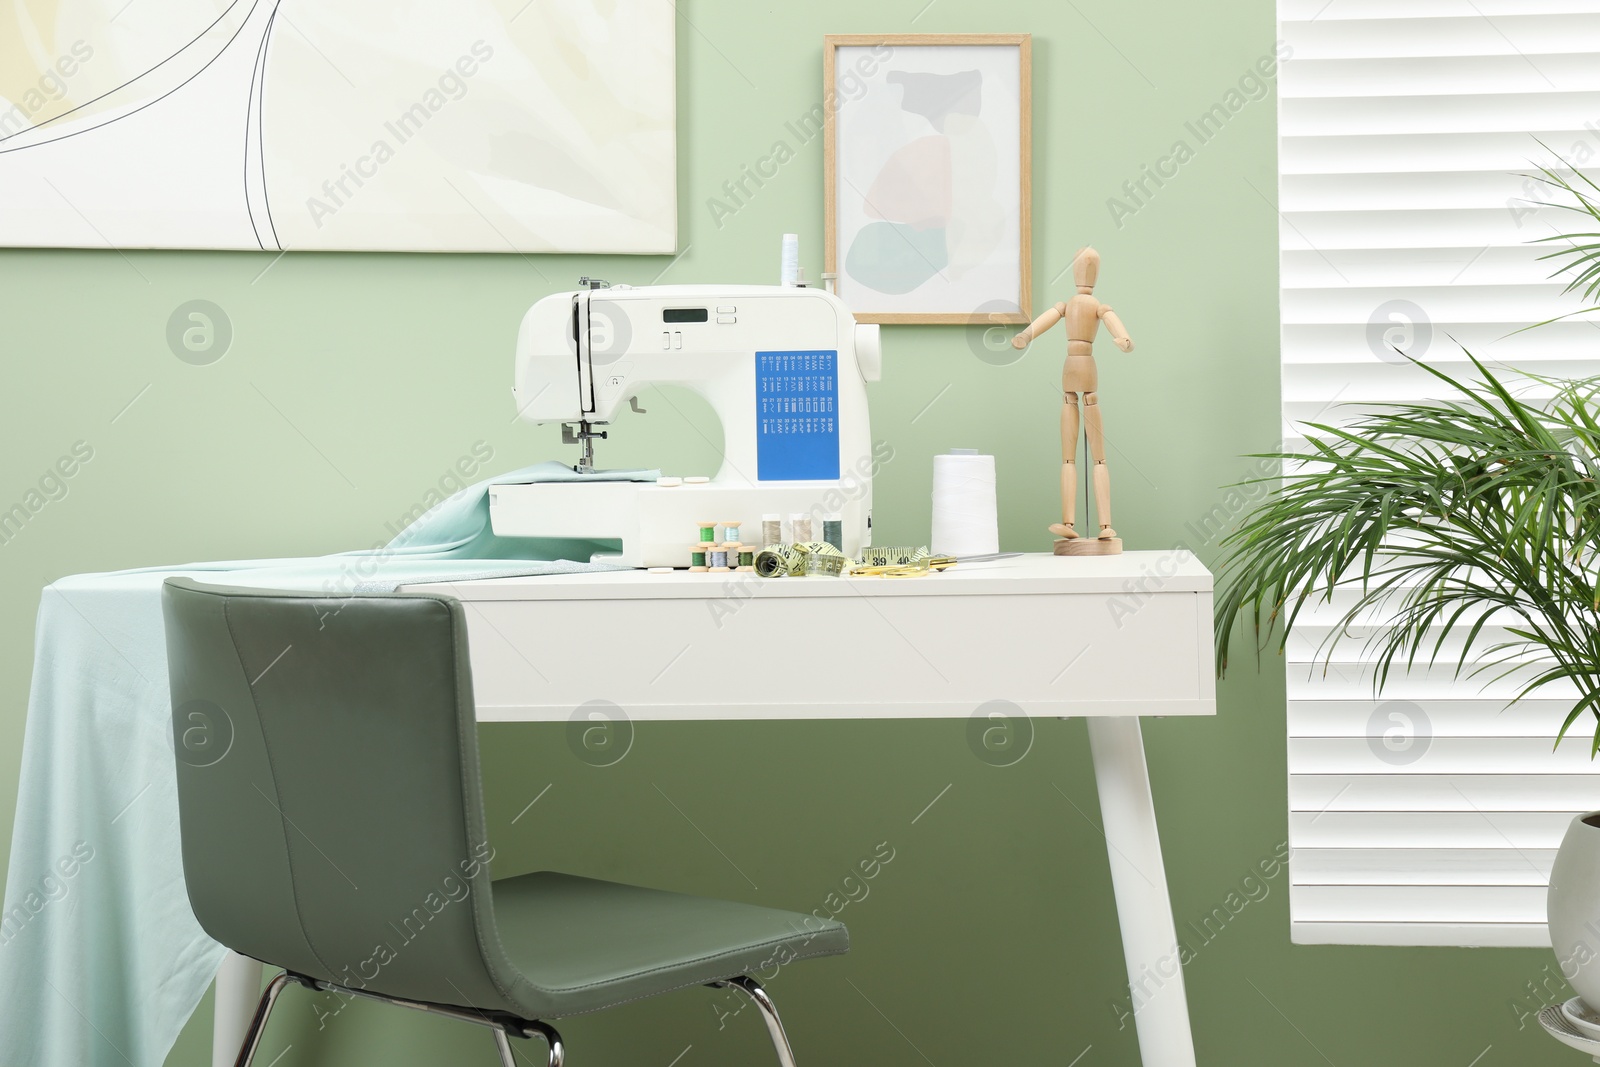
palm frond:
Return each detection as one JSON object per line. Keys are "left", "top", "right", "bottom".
{"left": 1215, "top": 357, "right": 1600, "bottom": 751}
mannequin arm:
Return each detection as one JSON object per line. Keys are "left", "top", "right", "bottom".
{"left": 1011, "top": 302, "right": 1065, "bottom": 349}
{"left": 1100, "top": 305, "right": 1135, "bottom": 352}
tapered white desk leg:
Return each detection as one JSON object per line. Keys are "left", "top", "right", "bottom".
{"left": 213, "top": 951, "right": 264, "bottom": 1067}
{"left": 1086, "top": 716, "right": 1197, "bottom": 1067}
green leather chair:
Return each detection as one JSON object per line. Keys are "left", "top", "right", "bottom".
{"left": 162, "top": 578, "right": 848, "bottom": 1067}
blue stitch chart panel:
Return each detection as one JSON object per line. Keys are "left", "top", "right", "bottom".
{"left": 755, "top": 350, "right": 840, "bottom": 481}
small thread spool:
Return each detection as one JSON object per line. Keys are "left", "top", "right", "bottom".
{"left": 762, "top": 514, "right": 782, "bottom": 546}
{"left": 790, "top": 513, "right": 812, "bottom": 542}
{"left": 698, "top": 523, "right": 717, "bottom": 543}
{"left": 690, "top": 549, "right": 708, "bottom": 572}
{"left": 724, "top": 521, "right": 742, "bottom": 543}
{"left": 823, "top": 514, "right": 842, "bottom": 550}
{"left": 709, "top": 549, "right": 729, "bottom": 570}
{"left": 738, "top": 550, "right": 755, "bottom": 571}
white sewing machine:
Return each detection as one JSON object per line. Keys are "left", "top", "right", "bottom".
{"left": 490, "top": 282, "right": 883, "bottom": 568}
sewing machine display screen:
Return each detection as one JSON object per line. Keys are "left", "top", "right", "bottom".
{"left": 755, "top": 350, "right": 840, "bottom": 481}
{"left": 662, "top": 308, "right": 709, "bottom": 323}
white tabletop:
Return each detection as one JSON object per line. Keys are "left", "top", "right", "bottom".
{"left": 404, "top": 549, "right": 1212, "bottom": 600}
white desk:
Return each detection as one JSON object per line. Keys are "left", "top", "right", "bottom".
{"left": 213, "top": 551, "right": 1215, "bottom": 1067}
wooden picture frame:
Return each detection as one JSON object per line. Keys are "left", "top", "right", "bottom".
{"left": 824, "top": 33, "right": 1032, "bottom": 325}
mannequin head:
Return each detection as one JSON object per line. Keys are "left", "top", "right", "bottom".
{"left": 1073, "top": 246, "right": 1100, "bottom": 293}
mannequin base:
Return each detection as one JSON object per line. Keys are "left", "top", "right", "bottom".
{"left": 1054, "top": 536, "right": 1123, "bottom": 556}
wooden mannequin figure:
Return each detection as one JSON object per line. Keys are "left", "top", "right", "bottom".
{"left": 1011, "top": 246, "right": 1134, "bottom": 556}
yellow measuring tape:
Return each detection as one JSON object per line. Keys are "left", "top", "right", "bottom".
{"left": 847, "top": 553, "right": 957, "bottom": 578}
{"left": 752, "top": 543, "right": 960, "bottom": 578}
{"left": 753, "top": 542, "right": 847, "bottom": 577}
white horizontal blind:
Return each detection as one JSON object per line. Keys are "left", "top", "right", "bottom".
{"left": 1280, "top": 0, "right": 1600, "bottom": 947}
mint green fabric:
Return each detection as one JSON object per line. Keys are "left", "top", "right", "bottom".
{"left": 0, "top": 463, "right": 652, "bottom": 1067}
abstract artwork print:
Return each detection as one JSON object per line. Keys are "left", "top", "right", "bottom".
{"left": 826, "top": 36, "right": 1030, "bottom": 323}
{"left": 0, "top": 0, "right": 677, "bottom": 253}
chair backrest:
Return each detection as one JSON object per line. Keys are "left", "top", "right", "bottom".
{"left": 162, "top": 578, "right": 521, "bottom": 1013}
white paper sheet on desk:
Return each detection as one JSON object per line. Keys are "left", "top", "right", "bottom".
{"left": 0, "top": 462, "right": 650, "bottom": 1067}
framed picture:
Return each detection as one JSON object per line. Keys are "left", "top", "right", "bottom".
{"left": 0, "top": 1, "right": 676, "bottom": 254}
{"left": 824, "top": 33, "right": 1031, "bottom": 324}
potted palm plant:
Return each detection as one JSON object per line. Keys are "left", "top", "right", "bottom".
{"left": 1214, "top": 162, "right": 1600, "bottom": 1023}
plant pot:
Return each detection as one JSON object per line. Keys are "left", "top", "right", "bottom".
{"left": 1548, "top": 812, "right": 1600, "bottom": 1007}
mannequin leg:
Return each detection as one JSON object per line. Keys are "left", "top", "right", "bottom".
{"left": 1051, "top": 392, "right": 1081, "bottom": 538}
{"left": 1084, "top": 393, "right": 1115, "bottom": 539}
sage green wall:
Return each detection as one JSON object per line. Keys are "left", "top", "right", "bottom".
{"left": 0, "top": 2, "right": 1571, "bottom": 1065}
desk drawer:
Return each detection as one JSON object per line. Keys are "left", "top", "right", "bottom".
{"left": 459, "top": 588, "right": 1214, "bottom": 721}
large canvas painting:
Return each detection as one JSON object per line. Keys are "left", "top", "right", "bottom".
{"left": 0, "top": 0, "right": 677, "bottom": 253}
{"left": 825, "top": 34, "right": 1031, "bottom": 324}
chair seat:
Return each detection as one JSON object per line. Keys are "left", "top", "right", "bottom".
{"left": 490, "top": 872, "right": 849, "bottom": 1017}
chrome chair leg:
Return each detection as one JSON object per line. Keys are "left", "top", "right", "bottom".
{"left": 497, "top": 1019, "right": 564, "bottom": 1067}
{"left": 722, "top": 976, "right": 798, "bottom": 1067}
{"left": 493, "top": 1028, "right": 516, "bottom": 1067}
{"left": 233, "top": 971, "right": 295, "bottom": 1067}
{"left": 528, "top": 1020, "right": 565, "bottom": 1067}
